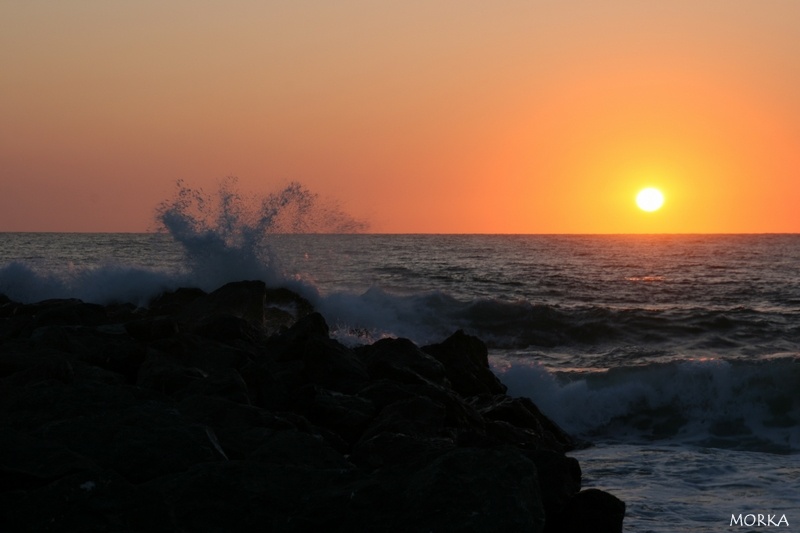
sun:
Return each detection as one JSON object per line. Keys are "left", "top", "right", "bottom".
{"left": 636, "top": 187, "right": 664, "bottom": 212}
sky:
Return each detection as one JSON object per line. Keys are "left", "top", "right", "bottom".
{"left": 2, "top": 1, "right": 799, "bottom": 233}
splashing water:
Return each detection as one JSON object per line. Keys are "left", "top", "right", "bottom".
{"left": 0, "top": 179, "right": 368, "bottom": 305}
{"left": 155, "top": 177, "right": 368, "bottom": 291}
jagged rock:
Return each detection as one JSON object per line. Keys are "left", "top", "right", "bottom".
{"left": 194, "top": 313, "right": 262, "bottom": 345}
{"left": 143, "top": 461, "right": 354, "bottom": 533}
{"left": 360, "top": 396, "right": 449, "bottom": 442}
{"left": 422, "top": 329, "right": 508, "bottom": 396}
{"left": 0, "top": 469, "right": 170, "bottom": 533}
{"left": 0, "top": 428, "right": 99, "bottom": 492}
{"left": 356, "top": 337, "right": 448, "bottom": 387}
{"left": 29, "top": 299, "right": 108, "bottom": 328}
{"left": 472, "top": 394, "right": 576, "bottom": 452}
{"left": 524, "top": 450, "right": 583, "bottom": 516}
{"left": 181, "top": 280, "right": 267, "bottom": 327}
{"left": 272, "top": 311, "right": 331, "bottom": 346}
{"left": 395, "top": 447, "right": 546, "bottom": 532}
{"left": 125, "top": 316, "right": 180, "bottom": 340}
{"left": 545, "top": 488, "right": 626, "bottom": 533}
{"left": 0, "top": 286, "right": 625, "bottom": 532}
{"left": 263, "top": 287, "right": 315, "bottom": 332}
{"left": 350, "top": 431, "right": 456, "bottom": 470}
{"left": 295, "top": 385, "right": 377, "bottom": 445}
{"left": 148, "top": 287, "right": 207, "bottom": 315}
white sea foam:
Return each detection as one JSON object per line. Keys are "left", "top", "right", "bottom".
{"left": 493, "top": 355, "right": 800, "bottom": 453}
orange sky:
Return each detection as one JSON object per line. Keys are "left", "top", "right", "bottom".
{"left": 2, "top": 1, "right": 799, "bottom": 233}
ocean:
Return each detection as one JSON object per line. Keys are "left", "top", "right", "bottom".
{"left": 1, "top": 231, "right": 798, "bottom": 531}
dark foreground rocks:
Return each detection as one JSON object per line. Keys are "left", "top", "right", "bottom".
{"left": 0, "top": 281, "right": 624, "bottom": 532}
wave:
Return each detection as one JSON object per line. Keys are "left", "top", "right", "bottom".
{"left": 315, "top": 287, "right": 799, "bottom": 359}
{"left": 493, "top": 355, "right": 800, "bottom": 454}
{"left": 0, "top": 180, "right": 364, "bottom": 306}
{"left": 2, "top": 259, "right": 797, "bottom": 361}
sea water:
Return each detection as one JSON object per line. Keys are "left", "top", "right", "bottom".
{"left": 1, "top": 232, "right": 798, "bottom": 531}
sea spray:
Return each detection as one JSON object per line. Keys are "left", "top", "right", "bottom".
{"left": 0, "top": 179, "right": 367, "bottom": 305}
{"left": 155, "top": 178, "right": 368, "bottom": 293}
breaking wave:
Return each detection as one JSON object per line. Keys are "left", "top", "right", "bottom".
{"left": 493, "top": 355, "right": 800, "bottom": 454}
{"left": 0, "top": 179, "right": 367, "bottom": 306}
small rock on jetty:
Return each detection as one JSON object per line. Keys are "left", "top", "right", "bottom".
{"left": 0, "top": 280, "right": 624, "bottom": 532}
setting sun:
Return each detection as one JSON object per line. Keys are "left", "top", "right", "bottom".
{"left": 636, "top": 188, "right": 665, "bottom": 212}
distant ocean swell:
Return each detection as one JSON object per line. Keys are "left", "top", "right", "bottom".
{"left": 318, "top": 288, "right": 800, "bottom": 356}
{"left": 1, "top": 264, "right": 795, "bottom": 358}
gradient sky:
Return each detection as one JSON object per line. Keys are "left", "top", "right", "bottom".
{"left": 2, "top": 1, "right": 799, "bottom": 233}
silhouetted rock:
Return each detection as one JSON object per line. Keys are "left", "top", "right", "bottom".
{"left": 473, "top": 395, "right": 577, "bottom": 452}
{"left": 0, "top": 284, "right": 625, "bottom": 532}
{"left": 422, "top": 329, "right": 508, "bottom": 396}
{"left": 357, "top": 337, "right": 448, "bottom": 387}
{"left": 545, "top": 488, "right": 626, "bottom": 533}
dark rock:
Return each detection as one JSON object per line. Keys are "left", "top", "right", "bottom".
{"left": 136, "top": 353, "right": 210, "bottom": 397}
{"left": 125, "top": 316, "right": 179, "bottom": 340}
{"left": 1, "top": 352, "right": 75, "bottom": 387}
{"left": 144, "top": 461, "right": 354, "bottom": 533}
{"left": 148, "top": 287, "right": 207, "bottom": 315}
{"left": 30, "top": 299, "right": 108, "bottom": 327}
{"left": 422, "top": 329, "right": 508, "bottom": 396}
{"left": 395, "top": 447, "right": 546, "bottom": 532}
{"left": 0, "top": 283, "right": 625, "bottom": 532}
{"left": 0, "top": 469, "right": 171, "bottom": 533}
{"left": 360, "top": 395, "right": 449, "bottom": 442}
{"left": 356, "top": 337, "right": 448, "bottom": 387}
{"left": 273, "top": 311, "right": 330, "bottom": 346}
{"left": 179, "top": 368, "right": 252, "bottom": 404}
{"left": 473, "top": 394, "right": 576, "bottom": 452}
{"left": 238, "top": 359, "right": 287, "bottom": 410}
{"left": 297, "top": 338, "right": 370, "bottom": 393}
{"left": 263, "top": 287, "right": 315, "bottom": 333}
{"left": 247, "top": 428, "right": 354, "bottom": 470}
{"left": 545, "top": 488, "right": 626, "bottom": 533}
{"left": 37, "top": 402, "right": 222, "bottom": 484}
{"left": 524, "top": 449, "right": 583, "bottom": 516}
{"left": 0, "top": 428, "right": 99, "bottom": 492}
{"left": 76, "top": 333, "right": 147, "bottom": 384}
{"left": 182, "top": 280, "right": 267, "bottom": 328}
{"left": 295, "top": 385, "right": 376, "bottom": 445}
{"left": 350, "top": 431, "right": 455, "bottom": 470}
{"left": 195, "top": 313, "right": 262, "bottom": 345}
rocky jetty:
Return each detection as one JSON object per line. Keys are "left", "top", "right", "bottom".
{"left": 0, "top": 281, "right": 624, "bottom": 532}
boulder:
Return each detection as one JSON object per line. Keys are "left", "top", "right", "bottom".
{"left": 0, "top": 283, "right": 625, "bottom": 532}
{"left": 356, "top": 337, "right": 449, "bottom": 387}
{"left": 472, "top": 394, "right": 576, "bottom": 452}
{"left": 181, "top": 280, "right": 267, "bottom": 328}
{"left": 545, "top": 488, "right": 626, "bottom": 533}
{"left": 422, "top": 329, "right": 508, "bottom": 396}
